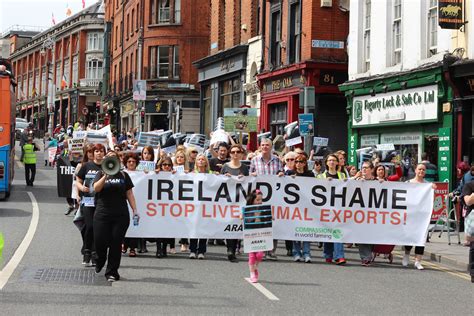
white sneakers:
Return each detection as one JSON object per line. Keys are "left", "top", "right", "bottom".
{"left": 402, "top": 254, "right": 410, "bottom": 267}
{"left": 414, "top": 261, "right": 424, "bottom": 270}
{"left": 198, "top": 253, "right": 205, "bottom": 260}
{"left": 189, "top": 252, "right": 196, "bottom": 259}
{"left": 294, "top": 255, "right": 301, "bottom": 262}
{"left": 304, "top": 256, "right": 312, "bottom": 263}
{"left": 402, "top": 254, "right": 424, "bottom": 270}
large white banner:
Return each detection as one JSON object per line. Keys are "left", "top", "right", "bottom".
{"left": 125, "top": 173, "right": 433, "bottom": 246}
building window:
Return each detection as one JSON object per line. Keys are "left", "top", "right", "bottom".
{"left": 28, "top": 72, "right": 33, "bottom": 97}
{"left": 136, "top": 4, "right": 140, "bottom": 29}
{"left": 63, "top": 58, "right": 70, "bottom": 88}
{"left": 86, "top": 59, "right": 104, "bottom": 79}
{"left": 288, "top": 0, "right": 301, "bottom": 64}
{"left": 41, "top": 67, "right": 47, "bottom": 95}
{"left": 392, "top": 0, "right": 402, "bottom": 65}
{"left": 56, "top": 64, "right": 61, "bottom": 89}
{"left": 88, "top": 32, "right": 104, "bottom": 51}
{"left": 126, "top": 14, "right": 130, "bottom": 39}
{"left": 363, "top": 0, "right": 371, "bottom": 71}
{"left": 219, "top": 77, "right": 241, "bottom": 117}
{"left": 149, "top": 46, "right": 180, "bottom": 79}
{"left": 131, "top": 9, "right": 135, "bottom": 33}
{"left": 428, "top": 0, "right": 438, "bottom": 57}
{"left": 150, "top": 0, "right": 181, "bottom": 25}
{"left": 270, "top": 3, "right": 281, "bottom": 68}
{"left": 34, "top": 71, "right": 39, "bottom": 96}
{"left": 202, "top": 85, "right": 212, "bottom": 136}
{"left": 115, "top": 26, "right": 118, "bottom": 50}
{"left": 270, "top": 103, "right": 287, "bottom": 138}
{"left": 72, "top": 56, "right": 78, "bottom": 87}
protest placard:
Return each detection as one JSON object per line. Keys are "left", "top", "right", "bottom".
{"left": 68, "top": 138, "right": 85, "bottom": 154}
{"left": 137, "top": 132, "right": 162, "bottom": 148}
{"left": 242, "top": 204, "right": 274, "bottom": 253}
{"left": 223, "top": 108, "right": 258, "bottom": 132}
{"left": 136, "top": 160, "right": 156, "bottom": 172}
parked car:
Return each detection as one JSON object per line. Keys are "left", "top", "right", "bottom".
{"left": 15, "top": 121, "right": 29, "bottom": 140}
{"left": 15, "top": 117, "right": 27, "bottom": 123}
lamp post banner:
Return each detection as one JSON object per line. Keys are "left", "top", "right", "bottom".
{"left": 125, "top": 172, "right": 433, "bottom": 246}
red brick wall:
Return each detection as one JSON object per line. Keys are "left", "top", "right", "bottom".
{"left": 108, "top": 0, "right": 210, "bottom": 92}
{"left": 263, "top": 0, "right": 349, "bottom": 70}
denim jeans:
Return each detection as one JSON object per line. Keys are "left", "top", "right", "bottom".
{"left": 293, "top": 241, "right": 311, "bottom": 258}
{"left": 323, "top": 242, "right": 344, "bottom": 260}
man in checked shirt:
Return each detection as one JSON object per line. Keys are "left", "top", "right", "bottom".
{"left": 250, "top": 138, "right": 284, "bottom": 260}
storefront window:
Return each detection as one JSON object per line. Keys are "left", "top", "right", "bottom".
{"left": 219, "top": 77, "right": 241, "bottom": 117}
{"left": 270, "top": 102, "right": 287, "bottom": 138}
{"left": 203, "top": 85, "right": 212, "bottom": 135}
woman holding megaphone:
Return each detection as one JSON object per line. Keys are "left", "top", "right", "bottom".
{"left": 92, "top": 150, "right": 139, "bottom": 282}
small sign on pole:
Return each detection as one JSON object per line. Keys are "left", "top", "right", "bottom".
{"left": 298, "top": 113, "right": 314, "bottom": 137}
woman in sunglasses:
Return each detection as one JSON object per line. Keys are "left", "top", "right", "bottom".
{"left": 121, "top": 152, "right": 140, "bottom": 257}
{"left": 291, "top": 154, "right": 315, "bottom": 263}
{"left": 221, "top": 144, "right": 249, "bottom": 262}
{"left": 154, "top": 157, "right": 177, "bottom": 257}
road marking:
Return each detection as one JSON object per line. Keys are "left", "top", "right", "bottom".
{"left": 244, "top": 278, "right": 280, "bottom": 301}
{"left": 392, "top": 251, "right": 470, "bottom": 281}
{"left": 0, "top": 192, "right": 40, "bottom": 290}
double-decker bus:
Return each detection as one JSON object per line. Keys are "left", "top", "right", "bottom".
{"left": 0, "top": 59, "right": 16, "bottom": 199}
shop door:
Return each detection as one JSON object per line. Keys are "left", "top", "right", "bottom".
{"left": 269, "top": 102, "right": 287, "bottom": 138}
{"left": 424, "top": 135, "right": 438, "bottom": 166}
{"left": 149, "top": 114, "right": 169, "bottom": 131}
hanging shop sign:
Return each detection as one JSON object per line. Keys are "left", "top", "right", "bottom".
{"left": 352, "top": 85, "right": 438, "bottom": 127}
{"left": 438, "top": 0, "right": 463, "bottom": 30}
{"left": 438, "top": 127, "right": 451, "bottom": 183}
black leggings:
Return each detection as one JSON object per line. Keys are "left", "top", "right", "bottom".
{"left": 404, "top": 245, "right": 424, "bottom": 255}
{"left": 93, "top": 213, "right": 130, "bottom": 279}
{"left": 82, "top": 206, "right": 95, "bottom": 253}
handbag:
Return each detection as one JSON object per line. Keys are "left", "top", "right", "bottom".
{"left": 73, "top": 206, "right": 85, "bottom": 231}
{"left": 465, "top": 211, "right": 474, "bottom": 238}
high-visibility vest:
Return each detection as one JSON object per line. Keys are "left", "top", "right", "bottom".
{"left": 318, "top": 171, "right": 345, "bottom": 180}
{"left": 23, "top": 143, "right": 37, "bottom": 164}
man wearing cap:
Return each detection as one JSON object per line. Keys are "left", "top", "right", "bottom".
{"left": 23, "top": 136, "right": 39, "bottom": 186}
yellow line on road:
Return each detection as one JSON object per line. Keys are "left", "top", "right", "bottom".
{"left": 392, "top": 251, "right": 470, "bottom": 281}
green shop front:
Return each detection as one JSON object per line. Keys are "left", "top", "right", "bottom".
{"left": 339, "top": 64, "right": 454, "bottom": 187}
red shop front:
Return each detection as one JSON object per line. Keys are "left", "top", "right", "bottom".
{"left": 257, "top": 62, "right": 348, "bottom": 151}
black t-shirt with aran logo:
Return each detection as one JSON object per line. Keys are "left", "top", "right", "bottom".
{"left": 93, "top": 170, "right": 134, "bottom": 217}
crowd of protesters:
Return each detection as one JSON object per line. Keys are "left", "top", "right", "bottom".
{"left": 45, "top": 123, "right": 474, "bottom": 284}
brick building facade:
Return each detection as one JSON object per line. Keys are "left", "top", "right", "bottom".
{"left": 105, "top": 0, "right": 210, "bottom": 133}
{"left": 9, "top": 2, "right": 104, "bottom": 133}
{"left": 257, "top": 0, "right": 349, "bottom": 151}
{"left": 194, "top": 0, "right": 263, "bottom": 137}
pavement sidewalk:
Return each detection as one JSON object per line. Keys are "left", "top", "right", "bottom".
{"left": 423, "top": 231, "right": 470, "bottom": 272}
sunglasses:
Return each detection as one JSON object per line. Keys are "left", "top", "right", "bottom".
{"left": 191, "top": 151, "right": 198, "bottom": 154}
{"left": 295, "top": 160, "right": 306, "bottom": 163}
{"left": 127, "top": 160, "right": 137, "bottom": 164}
{"left": 162, "top": 163, "right": 172, "bottom": 167}
{"left": 230, "top": 151, "right": 241, "bottom": 154}
{"left": 286, "top": 158, "right": 295, "bottom": 162}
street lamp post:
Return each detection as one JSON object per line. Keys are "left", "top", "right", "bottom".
{"left": 41, "top": 36, "right": 56, "bottom": 135}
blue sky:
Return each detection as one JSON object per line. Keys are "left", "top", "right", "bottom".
{"left": 0, "top": 0, "right": 90, "bottom": 33}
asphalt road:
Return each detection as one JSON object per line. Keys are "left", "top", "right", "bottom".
{"left": 0, "top": 142, "right": 472, "bottom": 314}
